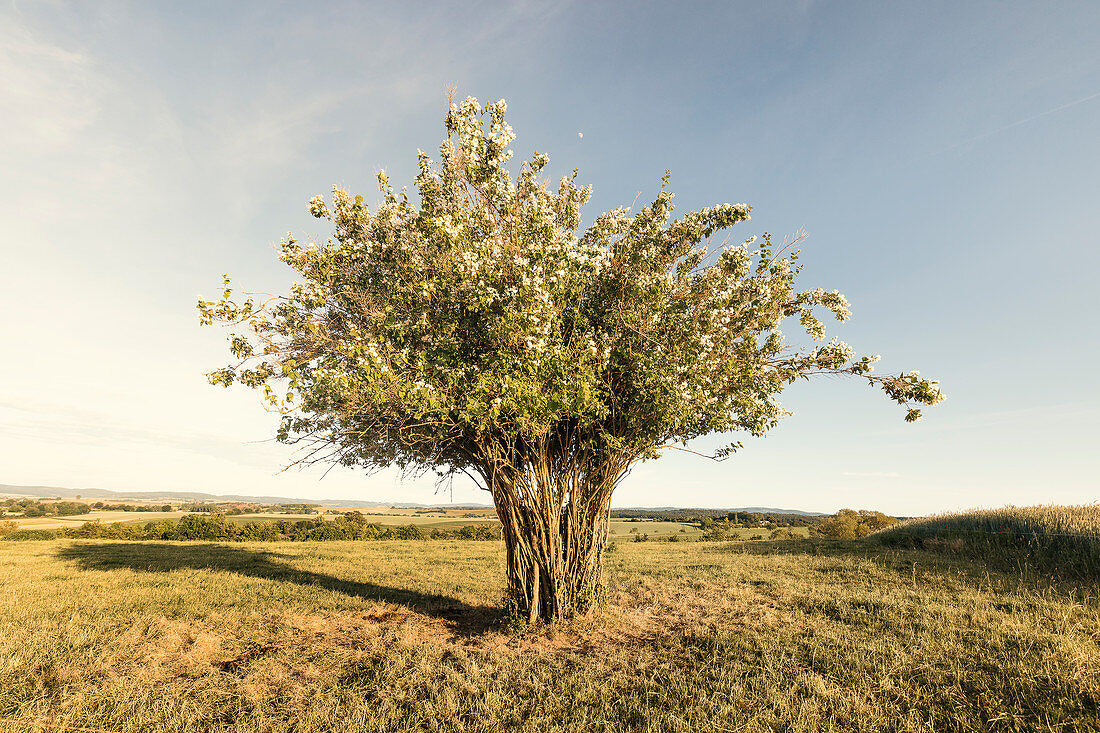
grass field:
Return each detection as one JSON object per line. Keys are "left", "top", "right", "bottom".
{"left": 1, "top": 534, "right": 1097, "bottom": 732}
{"left": 609, "top": 520, "right": 701, "bottom": 539}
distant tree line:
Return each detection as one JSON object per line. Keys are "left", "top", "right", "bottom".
{"left": 2, "top": 511, "right": 499, "bottom": 543}
{"left": 0, "top": 498, "right": 92, "bottom": 517}
{"left": 611, "top": 508, "right": 821, "bottom": 527}
{"left": 693, "top": 509, "right": 899, "bottom": 541}
{"left": 277, "top": 504, "right": 321, "bottom": 515}
{"left": 1, "top": 506, "right": 897, "bottom": 543}
{"left": 181, "top": 502, "right": 324, "bottom": 515}
{"left": 610, "top": 508, "right": 898, "bottom": 537}
{"left": 91, "top": 502, "right": 173, "bottom": 512}
{"left": 181, "top": 503, "right": 249, "bottom": 515}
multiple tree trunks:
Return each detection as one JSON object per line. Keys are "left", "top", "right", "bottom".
{"left": 478, "top": 432, "right": 625, "bottom": 624}
{"left": 496, "top": 495, "right": 611, "bottom": 624}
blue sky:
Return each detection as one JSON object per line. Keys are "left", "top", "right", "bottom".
{"left": 1, "top": 1, "right": 1097, "bottom": 514}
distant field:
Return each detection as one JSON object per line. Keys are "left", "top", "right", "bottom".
{"left": 222, "top": 513, "right": 337, "bottom": 523}
{"left": 1, "top": 536, "right": 1096, "bottom": 731}
{"left": 6, "top": 510, "right": 188, "bottom": 530}
{"left": 608, "top": 519, "right": 699, "bottom": 538}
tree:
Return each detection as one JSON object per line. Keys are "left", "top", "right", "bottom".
{"left": 813, "top": 509, "right": 899, "bottom": 539}
{"left": 22, "top": 503, "right": 45, "bottom": 518}
{"left": 199, "top": 97, "right": 943, "bottom": 624}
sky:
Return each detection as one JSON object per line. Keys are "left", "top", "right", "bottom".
{"left": 1, "top": 1, "right": 1098, "bottom": 515}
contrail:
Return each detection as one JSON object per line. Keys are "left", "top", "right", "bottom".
{"left": 940, "top": 89, "right": 1100, "bottom": 152}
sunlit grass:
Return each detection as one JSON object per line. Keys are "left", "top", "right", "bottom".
{"left": 1, "top": 535, "right": 1097, "bottom": 731}
{"left": 873, "top": 504, "right": 1100, "bottom": 582}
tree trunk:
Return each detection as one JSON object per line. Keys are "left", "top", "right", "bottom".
{"left": 478, "top": 432, "right": 625, "bottom": 625}
{"left": 495, "top": 498, "right": 611, "bottom": 624}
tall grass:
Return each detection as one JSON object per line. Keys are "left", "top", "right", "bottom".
{"left": 873, "top": 504, "right": 1100, "bottom": 582}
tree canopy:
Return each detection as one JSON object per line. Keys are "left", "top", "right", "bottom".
{"left": 199, "top": 97, "right": 943, "bottom": 621}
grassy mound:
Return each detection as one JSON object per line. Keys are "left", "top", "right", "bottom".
{"left": 873, "top": 505, "right": 1100, "bottom": 582}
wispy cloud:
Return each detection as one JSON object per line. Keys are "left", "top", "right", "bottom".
{"left": 0, "top": 18, "right": 102, "bottom": 150}
{"left": 0, "top": 396, "right": 282, "bottom": 471}
{"left": 940, "top": 89, "right": 1100, "bottom": 153}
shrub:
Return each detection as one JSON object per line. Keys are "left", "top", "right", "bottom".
{"left": 813, "top": 509, "right": 899, "bottom": 539}
{"left": 1, "top": 529, "right": 62, "bottom": 541}
{"left": 169, "top": 513, "right": 240, "bottom": 540}
{"left": 700, "top": 525, "right": 733, "bottom": 541}
{"left": 237, "top": 521, "right": 280, "bottom": 541}
{"left": 306, "top": 522, "right": 354, "bottom": 541}
{"left": 66, "top": 521, "right": 143, "bottom": 540}
{"left": 387, "top": 524, "right": 428, "bottom": 541}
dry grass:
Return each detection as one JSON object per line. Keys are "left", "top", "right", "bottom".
{"left": 0, "top": 537, "right": 1097, "bottom": 731}
{"left": 873, "top": 504, "right": 1100, "bottom": 582}
{"left": 608, "top": 520, "right": 702, "bottom": 539}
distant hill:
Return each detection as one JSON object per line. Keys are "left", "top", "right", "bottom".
{"left": 0, "top": 484, "right": 485, "bottom": 509}
{"left": 1, "top": 483, "right": 828, "bottom": 515}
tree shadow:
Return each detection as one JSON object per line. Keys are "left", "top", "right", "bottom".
{"left": 55, "top": 542, "right": 500, "bottom": 637}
